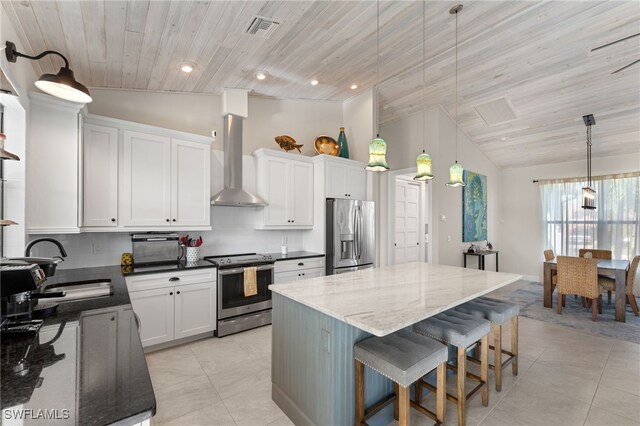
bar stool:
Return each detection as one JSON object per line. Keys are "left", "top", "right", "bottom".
{"left": 455, "top": 296, "right": 519, "bottom": 391}
{"left": 413, "top": 310, "right": 491, "bottom": 426}
{"left": 354, "top": 329, "right": 448, "bottom": 426}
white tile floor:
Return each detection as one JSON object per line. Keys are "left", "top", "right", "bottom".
{"left": 147, "top": 317, "right": 640, "bottom": 426}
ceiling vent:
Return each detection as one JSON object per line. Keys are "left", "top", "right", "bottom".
{"left": 473, "top": 97, "right": 517, "bottom": 126}
{"left": 246, "top": 16, "right": 280, "bottom": 39}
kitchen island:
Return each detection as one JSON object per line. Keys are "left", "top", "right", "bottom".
{"left": 269, "top": 262, "right": 521, "bottom": 426}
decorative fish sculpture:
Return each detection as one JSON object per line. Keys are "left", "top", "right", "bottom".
{"left": 275, "top": 135, "right": 303, "bottom": 153}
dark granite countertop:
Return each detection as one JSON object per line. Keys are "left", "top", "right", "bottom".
{"left": 121, "top": 259, "right": 217, "bottom": 276}
{"left": 266, "top": 251, "right": 325, "bottom": 261}
{"left": 1, "top": 266, "right": 156, "bottom": 425}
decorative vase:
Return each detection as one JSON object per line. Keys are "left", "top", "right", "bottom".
{"left": 337, "top": 127, "right": 349, "bottom": 159}
{"left": 186, "top": 247, "right": 199, "bottom": 263}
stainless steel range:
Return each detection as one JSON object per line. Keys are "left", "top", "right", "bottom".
{"left": 204, "top": 253, "right": 275, "bottom": 337}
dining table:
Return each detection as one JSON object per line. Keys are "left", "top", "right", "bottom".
{"left": 543, "top": 258, "right": 630, "bottom": 322}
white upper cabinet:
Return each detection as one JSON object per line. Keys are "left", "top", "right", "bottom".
{"left": 322, "top": 156, "right": 367, "bottom": 200}
{"left": 121, "top": 130, "right": 173, "bottom": 227}
{"left": 26, "top": 93, "right": 84, "bottom": 234}
{"left": 255, "top": 149, "right": 314, "bottom": 229}
{"left": 81, "top": 115, "right": 212, "bottom": 232}
{"left": 171, "top": 139, "right": 211, "bottom": 227}
{"left": 82, "top": 124, "right": 119, "bottom": 227}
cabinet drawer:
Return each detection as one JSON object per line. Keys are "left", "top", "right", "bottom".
{"left": 274, "top": 267, "right": 324, "bottom": 284}
{"left": 274, "top": 257, "right": 325, "bottom": 274}
{"left": 126, "top": 268, "right": 216, "bottom": 292}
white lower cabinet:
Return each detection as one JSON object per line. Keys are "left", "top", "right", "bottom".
{"left": 174, "top": 282, "right": 215, "bottom": 339}
{"left": 126, "top": 270, "right": 216, "bottom": 348}
{"left": 129, "top": 287, "right": 175, "bottom": 347}
{"left": 274, "top": 257, "right": 325, "bottom": 283}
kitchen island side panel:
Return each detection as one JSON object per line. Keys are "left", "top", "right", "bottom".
{"left": 272, "top": 293, "right": 394, "bottom": 426}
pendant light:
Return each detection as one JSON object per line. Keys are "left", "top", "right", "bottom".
{"left": 581, "top": 114, "right": 596, "bottom": 210}
{"left": 4, "top": 41, "right": 92, "bottom": 104}
{"left": 365, "top": 0, "right": 390, "bottom": 172}
{"left": 445, "top": 5, "right": 465, "bottom": 188}
{"left": 414, "top": 0, "right": 434, "bottom": 181}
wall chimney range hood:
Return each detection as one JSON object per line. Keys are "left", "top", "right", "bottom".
{"left": 210, "top": 113, "right": 266, "bottom": 207}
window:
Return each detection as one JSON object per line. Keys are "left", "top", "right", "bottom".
{"left": 540, "top": 173, "right": 640, "bottom": 260}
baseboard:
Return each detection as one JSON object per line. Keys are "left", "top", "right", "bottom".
{"left": 272, "top": 382, "right": 314, "bottom": 426}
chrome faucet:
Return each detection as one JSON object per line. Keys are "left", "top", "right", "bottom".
{"left": 25, "top": 238, "right": 68, "bottom": 259}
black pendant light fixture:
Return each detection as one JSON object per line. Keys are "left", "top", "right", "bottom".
{"left": 445, "top": 4, "right": 465, "bottom": 188}
{"left": 582, "top": 114, "right": 596, "bottom": 210}
{"left": 4, "top": 41, "right": 92, "bottom": 104}
{"left": 414, "top": 0, "right": 434, "bottom": 182}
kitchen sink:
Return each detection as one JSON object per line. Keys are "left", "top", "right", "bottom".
{"left": 40, "top": 279, "right": 113, "bottom": 302}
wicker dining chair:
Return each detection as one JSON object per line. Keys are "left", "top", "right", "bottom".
{"left": 556, "top": 256, "right": 602, "bottom": 321}
{"left": 598, "top": 255, "right": 640, "bottom": 317}
{"left": 543, "top": 249, "right": 559, "bottom": 299}
{"left": 579, "top": 249, "right": 613, "bottom": 303}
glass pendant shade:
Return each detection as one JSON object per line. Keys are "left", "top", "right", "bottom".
{"left": 414, "top": 152, "right": 434, "bottom": 181}
{"left": 445, "top": 162, "right": 465, "bottom": 187}
{"left": 582, "top": 186, "right": 596, "bottom": 209}
{"left": 365, "top": 137, "right": 390, "bottom": 172}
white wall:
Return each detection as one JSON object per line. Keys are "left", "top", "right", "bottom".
{"left": 499, "top": 153, "right": 640, "bottom": 281}
{"left": 380, "top": 105, "right": 501, "bottom": 268}
{"left": 87, "top": 88, "right": 344, "bottom": 156}
{"left": 1, "top": 3, "right": 38, "bottom": 104}
{"left": 343, "top": 89, "right": 376, "bottom": 164}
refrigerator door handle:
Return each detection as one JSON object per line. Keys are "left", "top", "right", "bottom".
{"left": 355, "top": 206, "right": 362, "bottom": 260}
{"left": 352, "top": 207, "right": 359, "bottom": 260}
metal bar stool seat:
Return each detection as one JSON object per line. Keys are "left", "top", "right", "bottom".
{"left": 413, "top": 310, "right": 491, "bottom": 426}
{"left": 454, "top": 296, "right": 519, "bottom": 391}
{"left": 354, "top": 329, "right": 448, "bottom": 426}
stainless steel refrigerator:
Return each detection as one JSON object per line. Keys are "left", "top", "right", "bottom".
{"left": 326, "top": 199, "right": 375, "bottom": 275}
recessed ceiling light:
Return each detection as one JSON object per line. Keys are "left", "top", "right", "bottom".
{"left": 256, "top": 71, "right": 267, "bottom": 80}
{"left": 180, "top": 63, "right": 195, "bottom": 73}
{"left": 499, "top": 136, "right": 508, "bottom": 142}
{"left": 310, "top": 79, "right": 319, "bottom": 86}
{"left": 350, "top": 84, "right": 358, "bottom": 90}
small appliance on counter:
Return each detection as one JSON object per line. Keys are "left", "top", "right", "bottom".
{"left": 131, "top": 232, "right": 184, "bottom": 265}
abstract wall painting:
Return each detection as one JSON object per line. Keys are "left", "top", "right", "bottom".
{"left": 462, "top": 170, "right": 487, "bottom": 242}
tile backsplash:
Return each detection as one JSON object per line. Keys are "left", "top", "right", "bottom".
{"left": 28, "top": 206, "right": 304, "bottom": 269}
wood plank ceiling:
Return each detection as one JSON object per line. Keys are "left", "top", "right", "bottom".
{"left": 3, "top": 0, "right": 639, "bottom": 168}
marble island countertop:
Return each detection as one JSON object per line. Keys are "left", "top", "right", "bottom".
{"left": 269, "top": 262, "right": 522, "bottom": 337}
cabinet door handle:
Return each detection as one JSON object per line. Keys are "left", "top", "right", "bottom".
{"left": 166, "top": 219, "right": 170, "bottom": 222}
{"left": 172, "top": 219, "right": 176, "bottom": 222}
{"left": 302, "top": 273, "right": 305, "bottom": 276}
{"left": 111, "top": 218, "right": 116, "bottom": 222}
{"left": 298, "top": 262, "right": 304, "bottom": 266}
{"left": 169, "top": 292, "right": 173, "bottom": 295}
{"left": 176, "top": 291, "right": 181, "bottom": 295}
{"left": 169, "top": 277, "right": 180, "bottom": 282}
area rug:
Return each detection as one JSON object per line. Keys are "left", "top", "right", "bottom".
{"left": 496, "top": 281, "right": 640, "bottom": 344}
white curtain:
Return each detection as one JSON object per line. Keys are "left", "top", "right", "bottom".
{"left": 540, "top": 172, "right": 640, "bottom": 260}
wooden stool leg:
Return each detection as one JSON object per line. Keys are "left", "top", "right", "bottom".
{"left": 557, "top": 293, "right": 563, "bottom": 314}
{"left": 398, "top": 385, "right": 409, "bottom": 426}
{"left": 393, "top": 383, "right": 399, "bottom": 421}
{"left": 355, "top": 360, "right": 365, "bottom": 426}
{"left": 457, "top": 347, "right": 466, "bottom": 426}
{"left": 436, "top": 363, "right": 446, "bottom": 423}
{"left": 493, "top": 324, "right": 502, "bottom": 392}
{"left": 598, "top": 295, "right": 603, "bottom": 314}
{"left": 608, "top": 290, "right": 612, "bottom": 304}
{"left": 628, "top": 294, "right": 640, "bottom": 316}
{"left": 511, "top": 316, "right": 518, "bottom": 375}
{"left": 592, "top": 298, "right": 597, "bottom": 321}
{"left": 480, "top": 335, "right": 489, "bottom": 407}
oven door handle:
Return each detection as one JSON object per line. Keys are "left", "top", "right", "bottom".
{"left": 218, "top": 265, "right": 274, "bottom": 276}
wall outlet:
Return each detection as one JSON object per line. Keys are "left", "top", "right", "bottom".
{"left": 92, "top": 241, "right": 104, "bottom": 255}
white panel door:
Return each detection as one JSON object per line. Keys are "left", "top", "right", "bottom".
{"left": 129, "top": 287, "right": 175, "bottom": 347}
{"left": 347, "top": 165, "right": 366, "bottom": 200}
{"left": 171, "top": 139, "right": 211, "bottom": 227}
{"left": 174, "top": 282, "right": 216, "bottom": 339}
{"left": 394, "top": 180, "right": 421, "bottom": 264}
{"left": 262, "top": 156, "right": 290, "bottom": 226}
{"left": 289, "top": 161, "right": 313, "bottom": 226}
{"left": 83, "top": 124, "right": 119, "bottom": 227}
{"left": 325, "top": 162, "right": 347, "bottom": 198}
{"left": 121, "top": 130, "right": 172, "bottom": 226}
